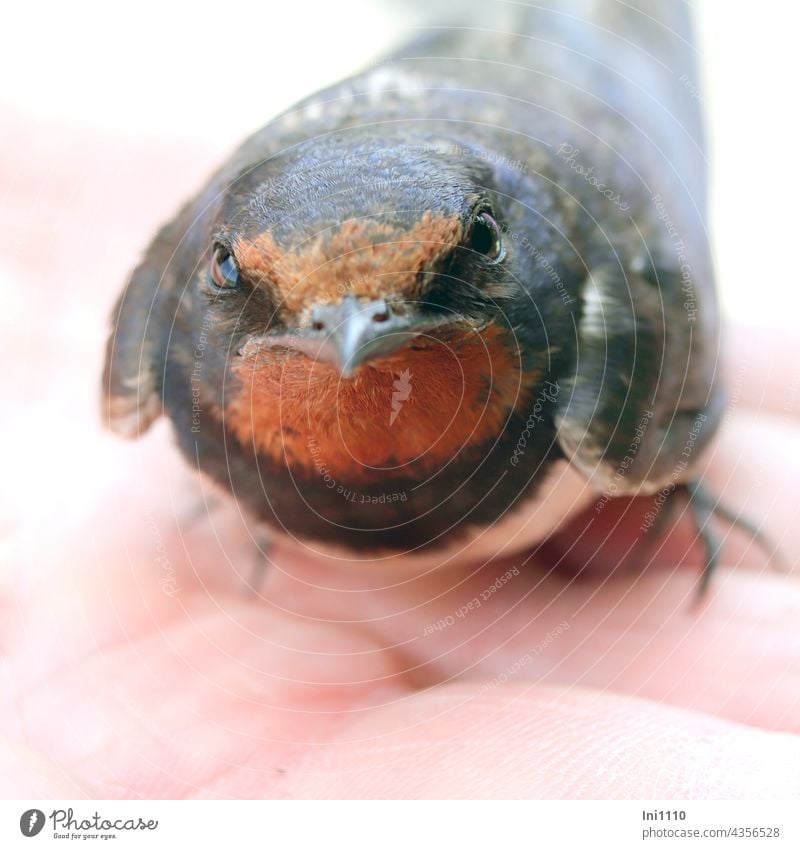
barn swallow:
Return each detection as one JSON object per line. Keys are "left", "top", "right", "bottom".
{"left": 103, "top": 1, "right": 746, "bottom": 580}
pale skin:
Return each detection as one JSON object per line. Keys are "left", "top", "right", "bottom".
{"left": 1, "top": 128, "right": 799, "bottom": 800}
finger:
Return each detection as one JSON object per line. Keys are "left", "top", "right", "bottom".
{"left": 288, "top": 682, "right": 800, "bottom": 799}
{"left": 0, "top": 738, "right": 91, "bottom": 798}
{"left": 725, "top": 322, "right": 800, "bottom": 420}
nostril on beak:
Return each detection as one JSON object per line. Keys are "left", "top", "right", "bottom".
{"left": 304, "top": 297, "right": 409, "bottom": 374}
{"left": 311, "top": 298, "right": 393, "bottom": 333}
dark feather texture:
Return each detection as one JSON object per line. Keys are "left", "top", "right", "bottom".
{"left": 102, "top": 0, "right": 721, "bottom": 559}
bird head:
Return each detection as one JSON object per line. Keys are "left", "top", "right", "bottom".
{"left": 176, "top": 134, "right": 544, "bottom": 476}
{"left": 104, "top": 131, "right": 571, "bottom": 483}
{"left": 208, "top": 135, "right": 518, "bottom": 371}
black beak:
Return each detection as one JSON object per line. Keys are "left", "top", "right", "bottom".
{"left": 247, "top": 296, "right": 463, "bottom": 376}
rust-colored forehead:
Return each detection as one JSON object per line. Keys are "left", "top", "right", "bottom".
{"left": 233, "top": 212, "right": 463, "bottom": 316}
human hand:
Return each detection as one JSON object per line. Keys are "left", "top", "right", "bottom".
{"left": 2, "top": 122, "right": 799, "bottom": 800}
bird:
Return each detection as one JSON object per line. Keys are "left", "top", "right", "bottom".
{"left": 102, "top": 0, "right": 752, "bottom": 582}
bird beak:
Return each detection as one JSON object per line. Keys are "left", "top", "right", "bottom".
{"left": 309, "top": 297, "right": 419, "bottom": 376}
{"left": 246, "top": 296, "right": 464, "bottom": 376}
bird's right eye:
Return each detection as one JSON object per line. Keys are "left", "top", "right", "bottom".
{"left": 210, "top": 246, "right": 240, "bottom": 290}
{"left": 469, "top": 211, "right": 505, "bottom": 264}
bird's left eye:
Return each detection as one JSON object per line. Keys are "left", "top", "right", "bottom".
{"left": 210, "top": 246, "right": 240, "bottom": 290}
{"left": 469, "top": 211, "right": 505, "bottom": 263}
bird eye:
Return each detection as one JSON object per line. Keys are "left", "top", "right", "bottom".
{"left": 210, "top": 246, "right": 240, "bottom": 290}
{"left": 469, "top": 211, "right": 505, "bottom": 263}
